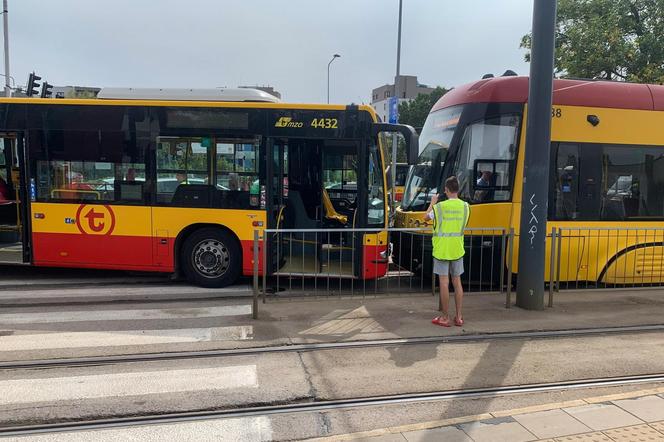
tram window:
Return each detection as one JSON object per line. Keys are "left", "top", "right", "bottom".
{"left": 599, "top": 145, "right": 664, "bottom": 220}
{"left": 552, "top": 143, "right": 580, "bottom": 220}
{"left": 453, "top": 114, "right": 519, "bottom": 203}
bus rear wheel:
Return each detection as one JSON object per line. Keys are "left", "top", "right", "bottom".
{"left": 181, "top": 228, "right": 241, "bottom": 288}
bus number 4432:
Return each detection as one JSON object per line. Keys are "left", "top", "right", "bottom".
{"left": 311, "top": 118, "right": 338, "bottom": 129}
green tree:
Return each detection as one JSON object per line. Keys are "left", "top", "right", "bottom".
{"left": 397, "top": 86, "right": 449, "bottom": 130}
{"left": 521, "top": 0, "right": 664, "bottom": 83}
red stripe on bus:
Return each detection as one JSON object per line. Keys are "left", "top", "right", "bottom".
{"left": 32, "top": 232, "right": 170, "bottom": 272}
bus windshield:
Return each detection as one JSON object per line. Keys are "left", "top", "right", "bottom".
{"left": 401, "top": 105, "right": 462, "bottom": 211}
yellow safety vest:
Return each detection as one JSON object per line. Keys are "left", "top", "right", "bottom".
{"left": 432, "top": 198, "right": 469, "bottom": 261}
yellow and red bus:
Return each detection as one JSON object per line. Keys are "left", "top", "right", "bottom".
{"left": 395, "top": 75, "right": 664, "bottom": 286}
{"left": 0, "top": 88, "right": 416, "bottom": 287}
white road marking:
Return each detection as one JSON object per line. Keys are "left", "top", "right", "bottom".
{"left": 0, "top": 365, "right": 258, "bottom": 405}
{"left": 0, "top": 305, "right": 251, "bottom": 325}
{"left": 0, "top": 285, "right": 252, "bottom": 297}
{"left": 5, "top": 416, "right": 272, "bottom": 442}
{"left": 0, "top": 326, "right": 253, "bottom": 351}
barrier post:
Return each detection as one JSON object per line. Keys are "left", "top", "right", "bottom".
{"left": 506, "top": 228, "right": 514, "bottom": 308}
{"left": 252, "top": 229, "right": 259, "bottom": 319}
{"left": 548, "top": 227, "right": 556, "bottom": 308}
{"left": 262, "top": 229, "right": 268, "bottom": 304}
{"left": 556, "top": 228, "right": 562, "bottom": 292}
{"left": 499, "top": 229, "right": 506, "bottom": 295}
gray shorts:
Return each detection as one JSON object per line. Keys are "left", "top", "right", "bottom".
{"left": 433, "top": 257, "right": 464, "bottom": 277}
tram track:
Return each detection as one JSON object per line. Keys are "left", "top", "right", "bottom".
{"left": 1, "top": 372, "right": 663, "bottom": 437}
{"left": 2, "top": 323, "right": 664, "bottom": 371}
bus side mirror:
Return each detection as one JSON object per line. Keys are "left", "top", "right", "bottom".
{"left": 372, "top": 123, "right": 419, "bottom": 165}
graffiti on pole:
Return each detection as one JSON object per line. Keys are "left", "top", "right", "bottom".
{"left": 528, "top": 193, "right": 538, "bottom": 246}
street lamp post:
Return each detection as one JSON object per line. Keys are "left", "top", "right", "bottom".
{"left": 2, "top": 0, "right": 10, "bottom": 97}
{"left": 391, "top": 0, "right": 403, "bottom": 212}
{"left": 327, "top": 54, "right": 340, "bottom": 104}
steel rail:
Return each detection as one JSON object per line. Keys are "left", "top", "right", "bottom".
{"left": 2, "top": 323, "right": 664, "bottom": 370}
{"left": 2, "top": 372, "right": 664, "bottom": 437}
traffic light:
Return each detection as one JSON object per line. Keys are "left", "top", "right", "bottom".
{"left": 40, "top": 82, "right": 53, "bottom": 98}
{"left": 26, "top": 72, "right": 41, "bottom": 97}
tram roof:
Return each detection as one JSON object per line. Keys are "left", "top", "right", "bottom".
{"left": 431, "top": 76, "right": 664, "bottom": 112}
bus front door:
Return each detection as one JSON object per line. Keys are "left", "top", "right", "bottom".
{"left": 0, "top": 133, "right": 29, "bottom": 264}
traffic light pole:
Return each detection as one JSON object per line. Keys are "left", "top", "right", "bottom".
{"left": 515, "top": 0, "right": 557, "bottom": 310}
{"left": 2, "top": 0, "right": 10, "bottom": 97}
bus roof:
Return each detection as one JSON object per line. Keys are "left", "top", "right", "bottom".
{"left": 97, "top": 87, "right": 280, "bottom": 102}
{"left": 431, "top": 76, "right": 664, "bottom": 112}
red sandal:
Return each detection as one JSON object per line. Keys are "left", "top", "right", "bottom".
{"left": 454, "top": 316, "right": 464, "bottom": 327}
{"left": 432, "top": 316, "right": 451, "bottom": 327}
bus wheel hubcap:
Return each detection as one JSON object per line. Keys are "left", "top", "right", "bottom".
{"left": 193, "top": 239, "right": 229, "bottom": 278}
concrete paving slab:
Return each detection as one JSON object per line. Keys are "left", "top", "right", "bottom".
{"left": 401, "top": 426, "right": 472, "bottom": 442}
{"left": 459, "top": 417, "right": 536, "bottom": 442}
{"left": 603, "top": 424, "right": 664, "bottom": 442}
{"left": 562, "top": 404, "right": 643, "bottom": 431}
{"left": 612, "top": 395, "right": 664, "bottom": 422}
{"left": 651, "top": 421, "right": 664, "bottom": 433}
{"left": 512, "top": 409, "right": 592, "bottom": 439}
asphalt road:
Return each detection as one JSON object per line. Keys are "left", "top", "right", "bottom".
{"left": 1, "top": 266, "right": 664, "bottom": 441}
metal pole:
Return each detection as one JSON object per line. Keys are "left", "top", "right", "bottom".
{"left": 2, "top": 0, "right": 9, "bottom": 97}
{"left": 396, "top": 0, "right": 402, "bottom": 79}
{"left": 506, "top": 228, "right": 514, "bottom": 308}
{"left": 252, "top": 230, "right": 259, "bottom": 320}
{"left": 515, "top": 0, "right": 557, "bottom": 310}
{"left": 391, "top": 0, "right": 403, "bottom": 212}
{"left": 327, "top": 54, "right": 340, "bottom": 104}
{"left": 548, "top": 227, "right": 556, "bottom": 307}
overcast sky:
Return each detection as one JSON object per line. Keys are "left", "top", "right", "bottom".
{"left": 9, "top": 0, "right": 534, "bottom": 103}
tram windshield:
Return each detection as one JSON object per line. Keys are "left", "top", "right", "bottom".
{"left": 401, "top": 105, "right": 462, "bottom": 211}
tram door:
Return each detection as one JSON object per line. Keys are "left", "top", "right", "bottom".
{"left": 0, "top": 133, "right": 28, "bottom": 264}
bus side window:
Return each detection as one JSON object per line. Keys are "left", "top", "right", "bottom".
{"left": 155, "top": 137, "right": 210, "bottom": 205}
{"left": 215, "top": 136, "right": 261, "bottom": 209}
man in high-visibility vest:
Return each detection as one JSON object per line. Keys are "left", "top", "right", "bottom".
{"left": 425, "top": 176, "right": 469, "bottom": 327}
